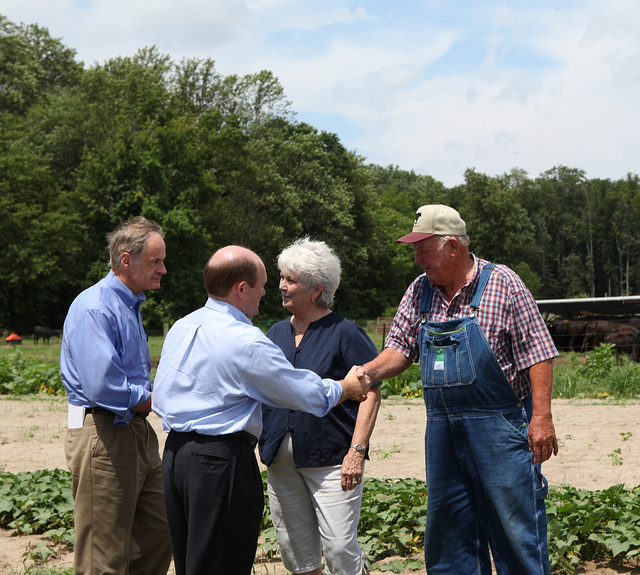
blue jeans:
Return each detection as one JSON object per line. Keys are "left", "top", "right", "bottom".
{"left": 424, "top": 401, "right": 549, "bottom": 574}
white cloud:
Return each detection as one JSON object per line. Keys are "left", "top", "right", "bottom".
{"left": 267, "top": 4, "right": 378, "bottom": 32}
{"left": 271, "top": 27, "right": 459, "bottom": 115}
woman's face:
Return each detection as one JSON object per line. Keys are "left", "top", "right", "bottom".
{"left": 279, "top": 271, "right": 313, "bottom": 315}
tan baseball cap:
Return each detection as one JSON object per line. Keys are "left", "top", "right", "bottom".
{"left": 396, "top": 204, "right": 466, "bottom": 243}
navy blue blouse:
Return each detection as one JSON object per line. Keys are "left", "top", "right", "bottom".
{"left": 258, "top": 312, "right": 379, "bottom": 468}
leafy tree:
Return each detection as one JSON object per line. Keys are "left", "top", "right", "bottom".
{"left": 6, "top": 13, "right": 640, "bottom": 333}
{"left": 608, "top": 174, "right": 640, "bottom": 296}
{"left": 0, "top": 112, "right": 84, "bottom": 331}
{"left": 461, "top": 168, "right": 536, "bottom": 269}
{"left": 534, "top": 167, "right": 591, "bottom": 298}
{"left": 0, "top": 16, "right": 82, "bottom": 114}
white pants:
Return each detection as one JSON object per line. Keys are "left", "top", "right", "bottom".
{"left": 267, "top": 433, "right": 366, "bottom": 575}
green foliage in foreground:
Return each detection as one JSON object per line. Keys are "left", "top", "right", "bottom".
{"left": 547, "top": 483, "right": 640, "bottom": 574}
{"left": 357, "top": 478, "right": 428, "bottom": 569}
{"left": 0, "top": 350, "right": 65, "bottom": 396}
{"left": 0, "top": 469, "right": 74, "bottom": 567}
{"left": 4, "top": 468, "right": 640, "bottom": 573}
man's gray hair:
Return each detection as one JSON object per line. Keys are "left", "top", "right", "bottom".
{"left": 107, "top": 216, "right": 164, "bottom": 269}
{"left": 439, "top": 234, "right": 470, "bottom": 248}
{"left": 277, "top": 237, "right": 341, "bottom": 308}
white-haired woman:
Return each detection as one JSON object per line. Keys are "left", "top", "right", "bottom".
{"left": 259, "top": 237, "right": 381, "bottom": 575}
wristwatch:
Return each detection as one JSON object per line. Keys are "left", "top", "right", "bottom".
{"left": 351, "top": 444, "right": 366, "bottom": 453}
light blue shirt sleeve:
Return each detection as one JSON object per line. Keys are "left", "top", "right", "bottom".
{"left": 152, "top": 299, "right": 343, "bottom": 438}
{"left": 241, "top": 336, "right": 342, "bottom": 412}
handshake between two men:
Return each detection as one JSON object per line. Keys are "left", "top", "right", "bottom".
{"left": 340, "top": 366, "right": 373, "bottom": 403}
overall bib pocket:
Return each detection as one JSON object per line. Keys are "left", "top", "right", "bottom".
{"left": 421, "top": 323, "right": 477, "bottom": 387}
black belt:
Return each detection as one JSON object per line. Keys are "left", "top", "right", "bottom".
{"left": 229, "top": 430, "right": 258, "bottom": 447}
{"left": 173, "top": 429, "right": 258, "bottom": 447}
{"left": 86, "top": 406, "right": 149, "bottom": 418}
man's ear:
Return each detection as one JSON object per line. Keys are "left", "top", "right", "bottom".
{"left": 445, "top": 238, "right": 459, "bottom": 255}
{"left": 120, "top": 252, "right": 132, "bottom": 268}
{"left": 235, "top": 280, "right": 247, "bottom": 297}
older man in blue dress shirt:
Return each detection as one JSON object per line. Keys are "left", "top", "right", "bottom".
{"left": 152, "top": 245, "right": 372, "bottom": 575}
{"left": 61, "top": 216, "right": 172, "bottom": 575}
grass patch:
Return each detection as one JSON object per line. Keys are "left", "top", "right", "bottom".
{"left": 553, "top": 344, "right": 640, "bottom": 400}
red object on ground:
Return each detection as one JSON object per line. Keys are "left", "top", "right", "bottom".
{"left": 5, "top": 333, "right": 23, "bottom": 345}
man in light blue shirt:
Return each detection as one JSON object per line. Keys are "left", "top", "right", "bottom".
{"left": 153, "top": 245, "right": 371, "bottom": 575}
{"left": 61, "top": 216, "right": 172, "bottom": 575}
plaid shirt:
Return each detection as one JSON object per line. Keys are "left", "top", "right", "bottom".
{"left": 386, "top": 256, "right": 558, "bottom": 399}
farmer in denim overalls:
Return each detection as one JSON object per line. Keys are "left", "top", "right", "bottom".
{"left": 359, "top": 205, "right": 558, "bottom": 574}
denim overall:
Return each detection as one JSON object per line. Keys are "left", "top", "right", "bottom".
{"left": 419, "top": 264, "right": 549, "bottom": 575}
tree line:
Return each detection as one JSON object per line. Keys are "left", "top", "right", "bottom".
{"left": 2, "top": 14, "right": 639, "bottom": 335}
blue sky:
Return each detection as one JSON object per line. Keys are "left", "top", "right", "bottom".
{"left": 3, "top": 0, "right": 639, "bottom": 186}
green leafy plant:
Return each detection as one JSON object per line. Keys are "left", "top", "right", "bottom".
{"left": 7, "top": 469, "right": 640, "bottom": 573}
{"left": 608, "top": 448, "right": 623, "bottom": 466}
{"left": 0, "top": 351, "right": 65, "bottom": 396}
{"left": 0, "top": 468, "right": 75, "bottom": 562}
{"left": 553, "top": 345, "right": 640, "bottom": 399}
{"left": 358, "top": 478, "right": 428, "bottom": 568}
{"left": 380, "top": 364, "right": 423, "bottom": 399}
{"left": 546, "top": 484, "right": 640, "bottom": 573}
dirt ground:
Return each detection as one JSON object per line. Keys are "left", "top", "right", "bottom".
{"left": 3, "top": 397, "right": 640, "bottom": 574}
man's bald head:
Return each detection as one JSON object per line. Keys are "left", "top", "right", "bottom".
{"left": 204, "top": 246, "right": 263, "bottom": 298}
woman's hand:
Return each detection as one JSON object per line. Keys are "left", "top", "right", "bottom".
{"left": 341, "top": 447, "right": 365, "bottom": 491}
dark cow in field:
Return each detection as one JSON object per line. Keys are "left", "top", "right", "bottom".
{"left": 33, "top": 326, "right": 61, "bottom": 345}
{"left": 604, "top": 325, "right": 640, "bottom": 361}
{"left": 576, "top": 319, "right": 614, "bottom": 352}
{"left": 548, "top": 318, "right": 640, "bottom": 360}
{"left": 548, "top": 319, "right": 590, "bottom": 352}
{"left": 575, "top": 320, "right": 640, "bottom": 360}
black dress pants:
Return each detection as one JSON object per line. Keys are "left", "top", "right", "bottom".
{"left": 162, "top": 430, "right": 264, "bottom": 575}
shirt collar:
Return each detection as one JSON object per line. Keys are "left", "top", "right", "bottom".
{"left": 106, "top": 270, "right": 146, "bottom": 308}
{"left": 205, "top": 297, "right": 252, "bottom": 325}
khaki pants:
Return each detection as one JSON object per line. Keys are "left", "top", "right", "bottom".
{"left": 65, "top": 410, "right": 172, "bottom": 575}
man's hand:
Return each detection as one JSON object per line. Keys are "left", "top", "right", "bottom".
{"left": 132, "top": 394, "right": 152, "bottom": 412}
{"left": 350, "top": 367, "right": 371, "bottom": 401}
{"left": 528, "top": 413, "right": 558, "bottom": 464}
{"left": 339, "top": 366, "right": 371, "bottom": 403}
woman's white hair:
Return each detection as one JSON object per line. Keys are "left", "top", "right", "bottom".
{"left": 277, "top": 237, "right": 341, "bottom": 308}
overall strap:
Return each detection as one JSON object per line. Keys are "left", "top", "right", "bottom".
{"left": 419, "top": 262, "right": 496, "bottom": 320}
{"left": 419, "top": 275, "right": 433, "bottom": 316}
{"left": 469, "top": 262, "right": 495, "bottom": 311}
